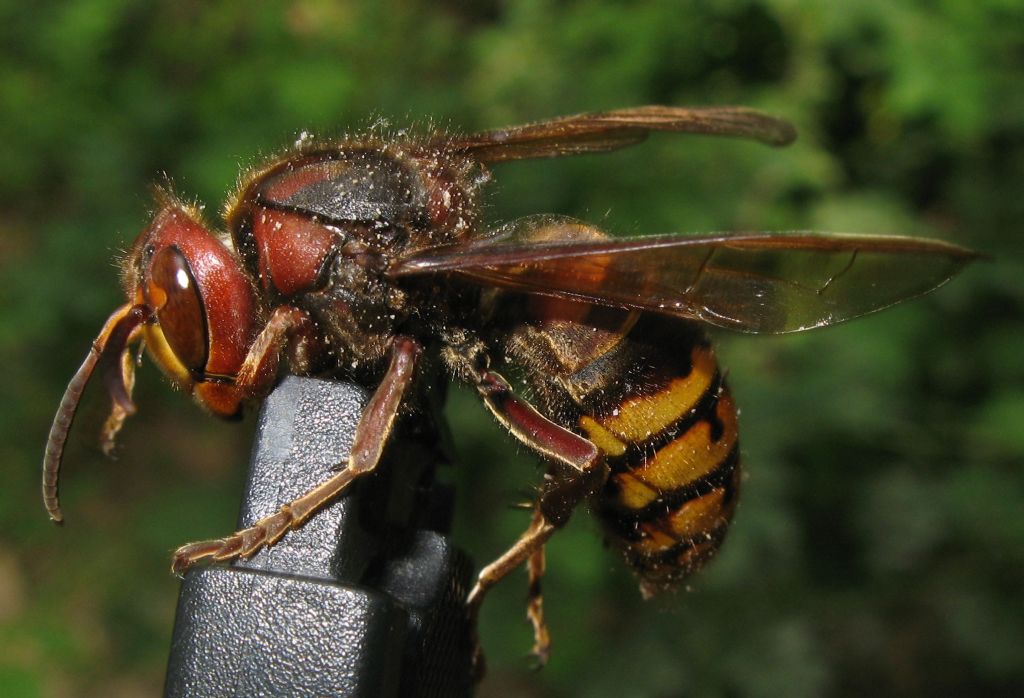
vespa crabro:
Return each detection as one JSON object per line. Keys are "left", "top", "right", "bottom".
{"left": 42, "top": 106, "right": 976, "bottom": 664}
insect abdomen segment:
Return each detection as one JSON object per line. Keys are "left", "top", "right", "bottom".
{"left": 579, "top": 341, "right": 741, "bottom": 596}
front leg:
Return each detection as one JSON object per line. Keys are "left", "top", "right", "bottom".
{"left": 171, "top": 335, "right": 421, "bottom": 573}
{"left": 233, "top": 305, "right": 315, "bottom": 391}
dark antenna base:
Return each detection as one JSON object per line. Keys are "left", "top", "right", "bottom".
{"left": 164, "top": 375, "right": 474, "bottom": 697}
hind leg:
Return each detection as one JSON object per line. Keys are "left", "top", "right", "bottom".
{"left": 461, "top": 362, "right": 607, "bottom": 671}
{"left": 526, "top": 522, "right": 550, "bottom": 666}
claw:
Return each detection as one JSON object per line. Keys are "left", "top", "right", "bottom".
{"left": 171, "top": 538, "right": 228, "bottom": 574}
{"left": 170, "top": 504, "right": 299, "bottom": 573}
{"left": 529, "top": 638, "right": 551, "bottom": 670}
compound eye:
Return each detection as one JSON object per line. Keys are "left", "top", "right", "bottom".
{"left": 147, "top": 246, "right": 209, "bottom": 374}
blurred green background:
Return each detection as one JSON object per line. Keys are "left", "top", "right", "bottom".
{"left": 2, "top": 1, "right": 1022, "bottom": 696}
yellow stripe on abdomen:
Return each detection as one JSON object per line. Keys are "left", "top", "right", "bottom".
{"left": 579, "top": 416, "right": 627, "bottom": 457}
{"left": 595, "top": 344, "right": 717, "bottom": 442}
{"left": 613, "top": 390, "right": 738, "bottom": 509}
{"left": 631, "top": 486, "right": 732, "bottom": 556}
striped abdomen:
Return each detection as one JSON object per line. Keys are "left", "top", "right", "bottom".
{"left": 504, "top": 303, "right": 741, "bottom": 596}
{"left": 579, "top": 338, "right": 740, "bottom": 596}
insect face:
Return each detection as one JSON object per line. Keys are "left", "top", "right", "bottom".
{"left": 41, "top": 198, "right": 266, "bottom": 523}
{"left": 127, "top": 201, "right": 264, "bottom": 417}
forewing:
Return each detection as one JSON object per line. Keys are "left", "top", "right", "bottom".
{"left": 391, "top": 218, "right": 977, "bottom": 334}
{"left": 435, "top": 106, "right": 797, "bottom": 162}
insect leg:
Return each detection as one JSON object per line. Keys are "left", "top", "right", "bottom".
{"left": 233, "top": 306, "right": 315, "bottom": 391}
{"left": 171, "top": 336, "right": 421, "bottom": 573}
{"left": 474, "top": 368, "right": 608, "bottom": 525}
{"left": 467, "top": 507, "right": 555, "bottom": 613}
{"left": 526, "top": 520, "right": 551, "bottom": 666}
{"left": 466, "top": 366, "right": 607, "bottom": 666}
{"left": 466, "top": 505, "right": 556, "bottom": 676}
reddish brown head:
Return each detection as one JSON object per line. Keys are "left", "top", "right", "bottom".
{"left": 42, "top": 194, "right": 263, "bottom": 523}
{"left": 126, "top": 198, "right": 263, "bottom": 416}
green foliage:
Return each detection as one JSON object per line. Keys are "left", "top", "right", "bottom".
{"left": 1, "top": 1, "right": 1021, "bottom": 695}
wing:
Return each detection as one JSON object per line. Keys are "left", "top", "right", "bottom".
{"left": 432, "top": 106, "right": 797, "bottom": 162}
{"left": 389, "top": 217, "right": 978, "bottom": 334}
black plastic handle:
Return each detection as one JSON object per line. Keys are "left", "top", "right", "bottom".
{"left": 164, "top": 375, "right": 474, "bottom": 697}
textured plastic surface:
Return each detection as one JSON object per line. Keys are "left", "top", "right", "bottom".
{"left": 164, "top": 375, "right": 473, "bottom": 697}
